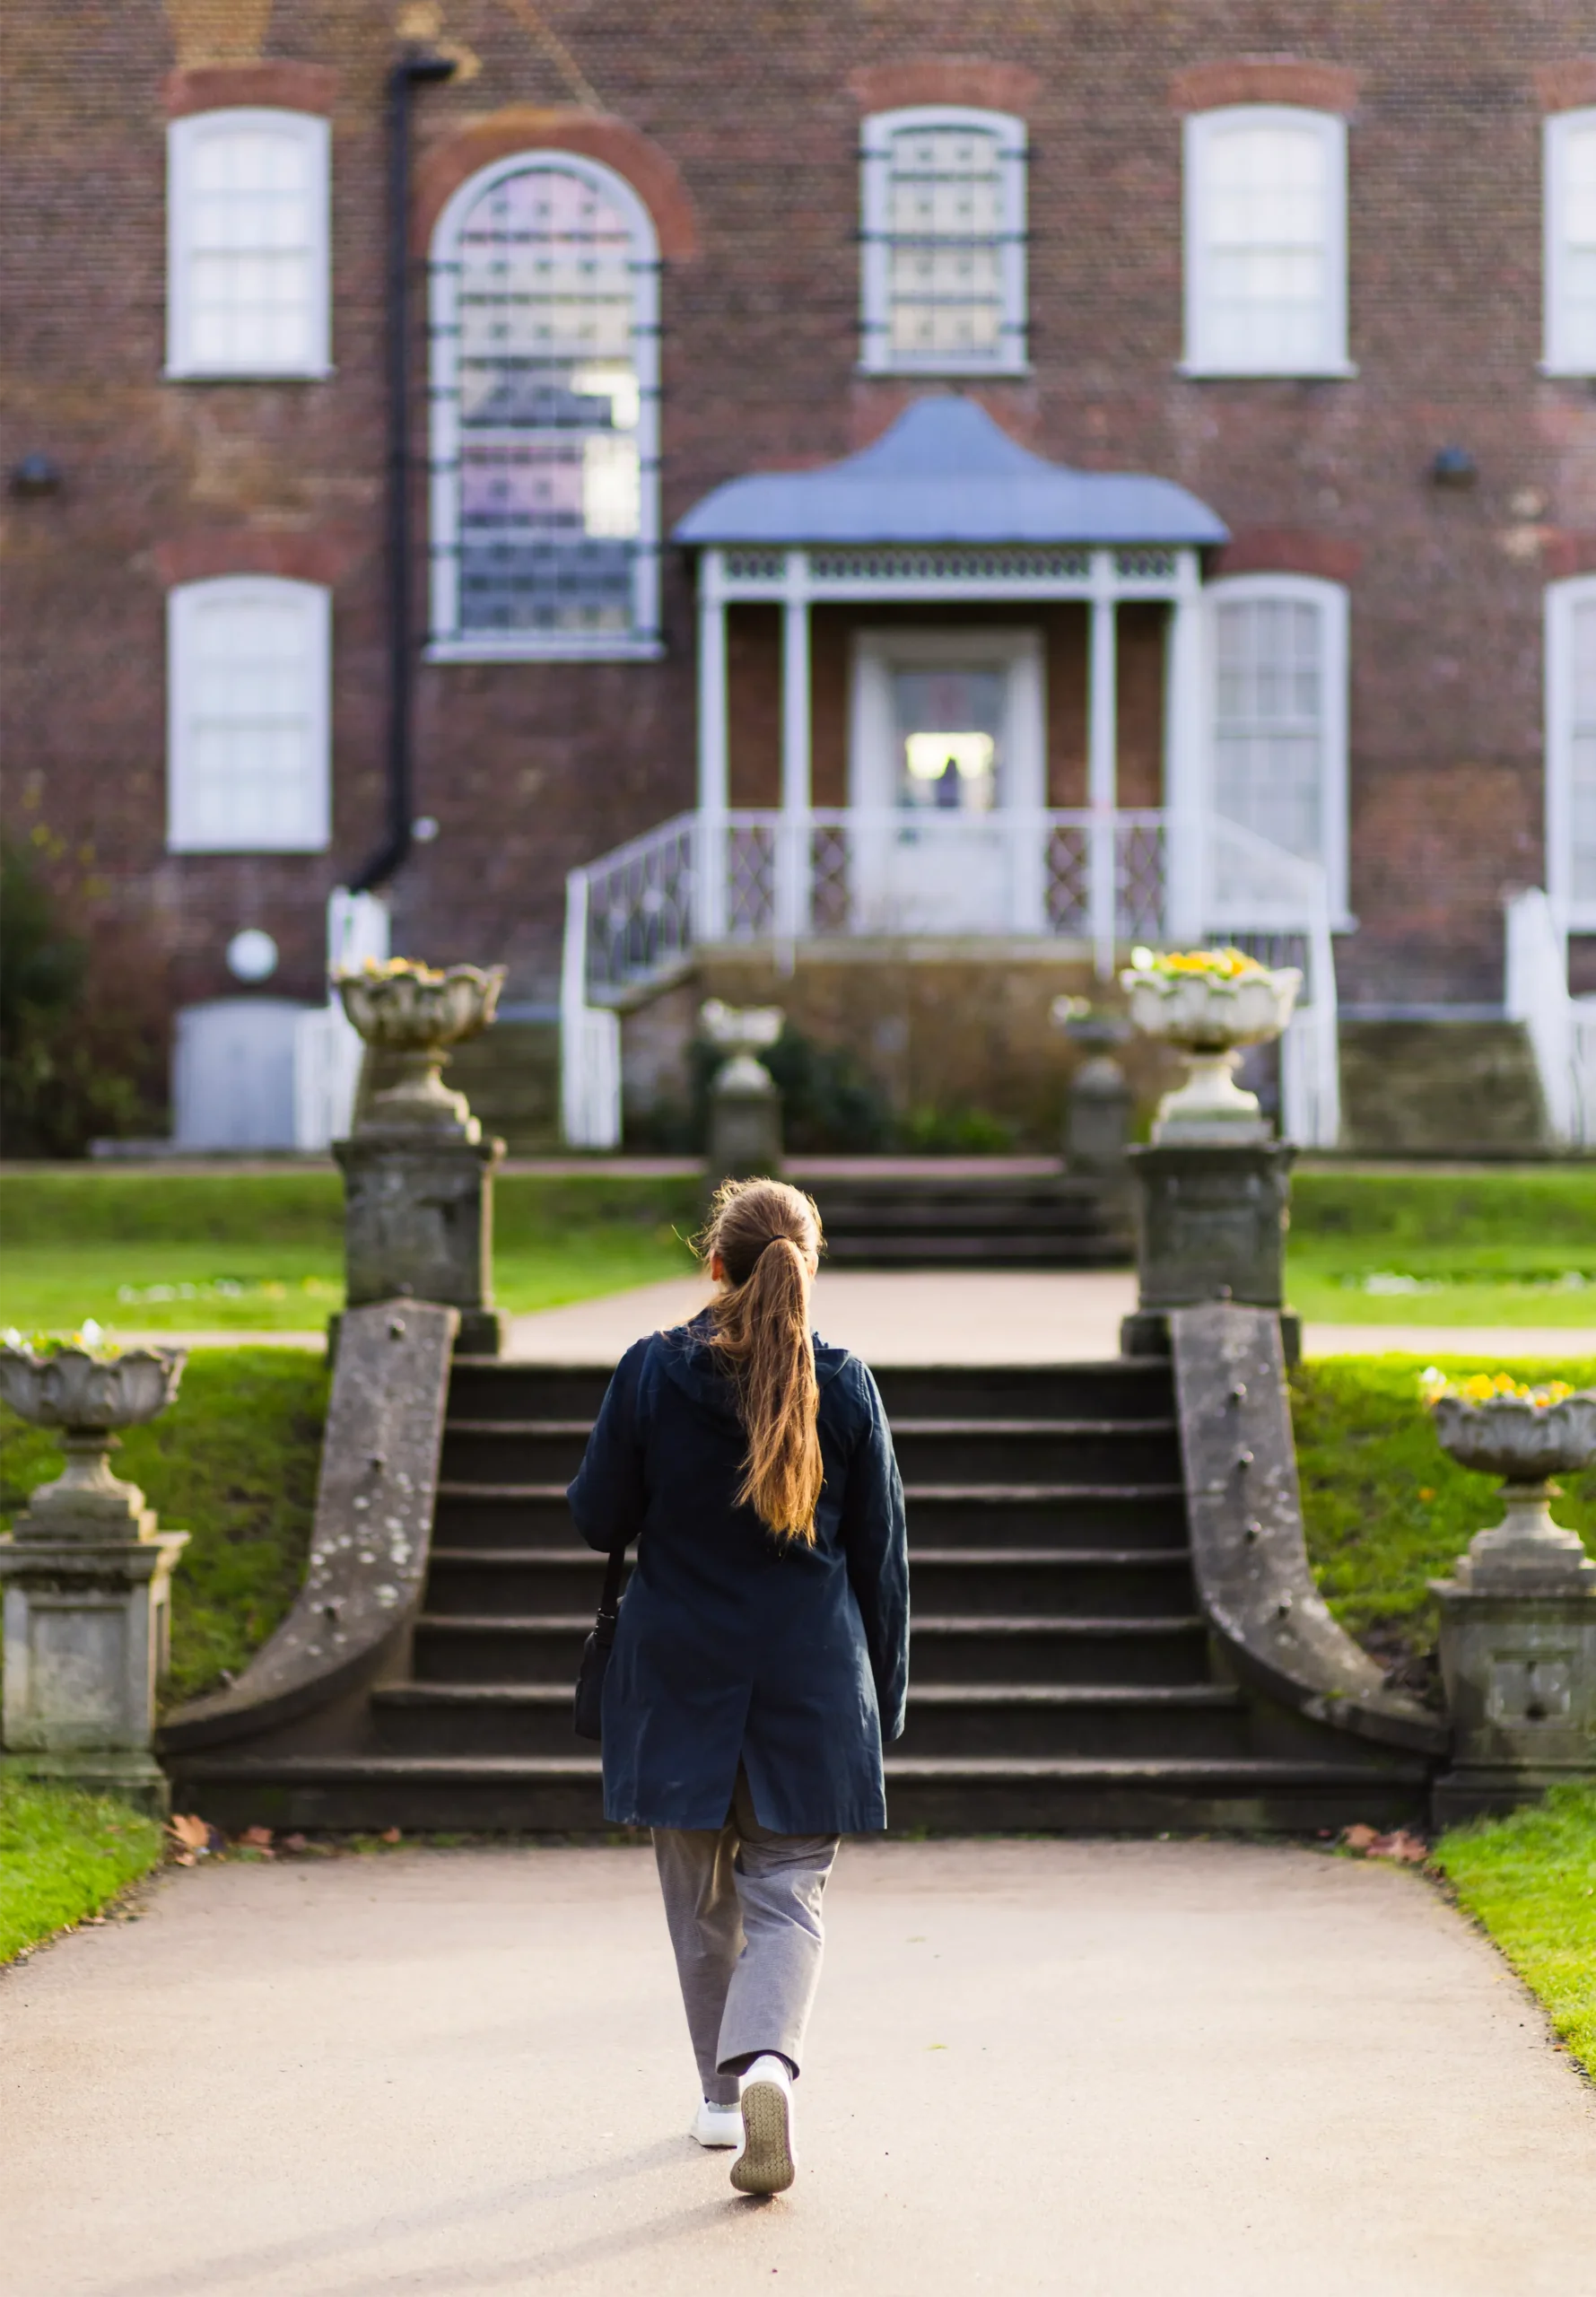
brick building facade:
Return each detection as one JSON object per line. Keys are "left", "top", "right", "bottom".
{"left": 4, "top": 3, "right": 1593, "bottom": 1145}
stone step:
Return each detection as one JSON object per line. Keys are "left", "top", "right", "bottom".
{"left": 164, "top": 1750, "right": 1430, "bottom": 1837}
{"left": 371, "top": 1680, "right": 1252, "bottom": 1760}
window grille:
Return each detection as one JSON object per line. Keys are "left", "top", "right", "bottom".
{"left": 1182, "top": 109, "right": 1349, "bottom": 376}
{"left": 1545, "top": 109, "right": 1596, "bottom": 375}
{"left": 428, "top": 154, "right": 662, "bottom": 658}
{"left": 166, "top": 110, "right": 330, "bottom": 378}
{"left": 859, "top": 108, "right": 1027, "bottom": 374}
{"left": 1207, "top": 574, "right": 1349, "bottom": 919}
{"left": 167, "top": 577, "right": 330, "bottom": 852}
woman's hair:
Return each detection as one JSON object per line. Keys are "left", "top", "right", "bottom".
{"left": 698, "top": 1176, "right": 825, "bottom": 1542}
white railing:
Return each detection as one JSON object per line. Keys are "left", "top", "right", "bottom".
{"left": 1505, "top": 886, "right": 1596, "bottom": 1147}
{"left": 562, "top": 808, "right": 1341, "bottom": 1150}
{"left": 292, "top": 889, "right": 389, "bottom": 1151}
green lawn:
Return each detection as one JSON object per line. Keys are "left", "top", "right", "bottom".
{"left": 0, "top": 1171, "right": 701, "bottom": 1332}
{"left": 0, "top": 1348, "right": 327, "bottom": 1706}
{"left": 0, "top": 1777, "right": 165, "bottom": 1962}
{"left": 1432, "top": 1785, "right": 1596, "bottom": 2079}
{"left": 1291, "top": 1353, "right": 1596, "bottom": 1664}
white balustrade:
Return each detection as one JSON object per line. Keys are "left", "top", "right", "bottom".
{"left": 1505, "top": 886, "right": 1596, "bottom": 1147}
{"left": 561, "top": 809, "right": 1344, "bottom": 1151}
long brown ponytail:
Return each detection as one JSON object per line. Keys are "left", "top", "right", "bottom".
{"left": 699, "top": 1176, "right": 825, "bottom": 1542}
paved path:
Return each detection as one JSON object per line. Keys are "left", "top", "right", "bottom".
{"left": 112, "top": 1277, "right": 1592, "bottom": 1367}
{"left": 2, "top": 1840, "right": 1591, "bottom": 2296}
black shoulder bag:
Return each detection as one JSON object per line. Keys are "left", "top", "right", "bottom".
{"left": 573, "top": 1540, "right": 628, "bottom": 1742}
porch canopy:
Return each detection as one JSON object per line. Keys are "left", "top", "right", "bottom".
{"left": 671, "top": 398, "right": 1228, "bottom": 952}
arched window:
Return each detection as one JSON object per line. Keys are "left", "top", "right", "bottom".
{"left": 167, "top": 576, "right": 331, "bottom": 851}
{"left": 1544, "top": 109, "right": 1596, "bottom": 376}
{"left": 1546, "top": 575, "right": 1596, "bottom": 925}
{"left": 1205, "top": 573, "right": 1350, "bottom": 918}
{"left": 166, "top": 109, "right": 331, "bottom": 378}
{"left": 428, "top": 153, "right": 661, "bottom": 659}
{"left": 1182, "top": 108, "right": 1350, "bottom": 376}
{"left": 859, "top": 108, "right": 1028, "bottom": 374}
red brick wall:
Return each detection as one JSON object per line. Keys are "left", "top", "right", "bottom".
{"left": 4, "top": 2, "right": 1592, "bottom": 1049}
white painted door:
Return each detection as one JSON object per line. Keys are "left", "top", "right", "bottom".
{"left": 172, "top": 999, "right": 308, "bottom": 1148}
{"left": 848, "top": 627, "right": 1045, "bottom": 933}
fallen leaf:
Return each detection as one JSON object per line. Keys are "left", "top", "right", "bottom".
{"left": 168, "top": 1812, "right": 210, "bottom": 1853}
{"left": 1340, "top": 1823, "right": 1379, "bottom": 1852}
{"left": 238, "top": 1825, "right": 274, "bottom": 1848}
{"left": 1367, "top": 1830, "right": 1429, "bottom": 1865}
{"left": 282, "top": 1833, "right": 310, "bottom": 1854}
{"left": 381, "top": 1827, "right": 402, "bottom": 1845}
{"left": 172, "top": 1851, "right": 196, "bottom": 1868}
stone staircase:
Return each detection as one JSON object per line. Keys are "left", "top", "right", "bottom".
{"left": 1339, "top": 1019, "right": 1548, "bottom": 1154}
{"left": 171, "top": 1351, "right": 1429, "bottom": 1834}
{"left": 804, "top": 1167, "right": 1131, "bottom": 1271}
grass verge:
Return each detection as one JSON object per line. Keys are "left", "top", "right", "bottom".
{"left": 1291, "top": 1354, "right": 1596, "bottom": 1676}
{"left": 0, "top": 1348, "right": 327, "bottom": 1706}
{"left": 0, "top": 1777, "right": 164, "bottom": 1963}
{"left": 1431, "top": 1784, "right": 1596, "bottom": 2080}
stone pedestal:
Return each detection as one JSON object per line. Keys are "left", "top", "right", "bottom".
{"left": 334, "top": 1128, "right": 505, "bottom": 1356}
{"left": 1430, "top": 1488, "right": 1596, "bottom": 1824}
{"left": 1063, "top": 1054, "right": 1132, "bottom": 1175}
{"left": 705, "top": 1054, "right": 783, "bottom": 1185}
{"left": 0, "top": 1464, "right": 187, "bottom": 1818}
{"left": 1121, "top": 1140, "right": 1300, "bottom": 1364}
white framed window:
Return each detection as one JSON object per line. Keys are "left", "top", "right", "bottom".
{"left": 427, "top": 152, "right": 662, "bottom": 661}
{"left": 1546, "top": 574, "right": 1596, "bottom": 926}
{"left": 1544, "top": 109, "right": 1596, "bottom": 376}
{"left": 166, "top": 109, "right": 331, "bottom": 378}
{"left": 1204, "top": 574, "right": 1350, "bottom": 920}
{"left": 859, "top": 107, "right": 1028, "bottom": 374}
{"left": 1182, "top": 108, "right": 1351, "bottom": 377}
{"left": 168, "top": 576, "right": 331, "bottom": 852}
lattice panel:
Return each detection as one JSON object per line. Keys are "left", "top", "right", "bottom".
{"left": 1045, "top": 823, "right": 1092, "bottom": 934}
{"left": 807, "top": 546, "right": 1092, "bottom": 584}
{"left": 1114, "top": 819, "right": 1167, "bottom": 938}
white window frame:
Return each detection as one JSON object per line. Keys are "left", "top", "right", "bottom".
{"left": 1182, "top": 106, "right": 1353, "bottom": 379}
{"left": 859, "top": 106, "right": 1028, "bottom": 377}
{"left": 1543, "top": 108, "right": 1596, "bottom": 377}
{"left": 166, "top": 109, "right": 332, "bottom": 380}
{"left": 167, "top": 575, "right": 332, "bottom": 853}
{"left": 1546, "top": 572, "right": 1596, "bottom": 927}
{"left": 1203, "top": 572, "right": 1351, "bottom": 924}
{"left": 426, "top": 151, "right": 662, "bottom": 664}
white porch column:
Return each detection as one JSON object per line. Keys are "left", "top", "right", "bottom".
{"left": 1087, "top": 552, "right": 1119, "bottom": 978}
{"left": 695, "top": 548, "right": 728, "bottom": 941}
{"left": 779, "top": 552, "right": 813, "bottom": 941}
{"left": 1164, "top": 547, "right": 1206, "bottom": 943}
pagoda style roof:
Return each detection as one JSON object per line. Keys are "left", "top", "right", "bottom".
{"left": 673, "top": 396, "right": 1228, "bottom": 549}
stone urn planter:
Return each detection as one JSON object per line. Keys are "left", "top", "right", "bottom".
{"left": 701, "top": 999, "right": 784, "bottom": 1180}
{"left": 336, "top": 959, "right": 505, "bottom": 1140}
{"left": 1426, "top": 1379, "right": 1596, "bottom": 1590}
{"left": 0, "top": 1340, "right": 186, "bottom": 1541}
{"left": 1426, "top": 1375, "right": 1596, "bottom": 1823}
{"left": 1121, "top": 950, "right": 1300, "bottom": 1143}
{"left": 0, "top": 1340, "right": 189, "bottom": 1811}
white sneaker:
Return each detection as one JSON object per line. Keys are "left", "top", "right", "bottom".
{"left": 690, "top": 2098, "right": 743, "bottom": 2148}
{"left": 730, "top": 2054, "right": 798, "bottom": 2195}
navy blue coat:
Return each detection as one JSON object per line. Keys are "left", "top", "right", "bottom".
{"left": 566, "top": 1314, "right": 909, "bottom": 1833}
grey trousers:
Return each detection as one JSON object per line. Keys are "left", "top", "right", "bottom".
{"left": 652, "top": 1769, "right": 841, "bottom": 2107}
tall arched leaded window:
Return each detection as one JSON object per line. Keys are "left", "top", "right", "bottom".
{"left": 1205, "top": 573, "right": 1350, "bottom": 920}
{"left": 428, "top": 153, "right": 661, "bottom": 660}
{"left": 1182, "top": 108, "right": 1351, "bottom": 377}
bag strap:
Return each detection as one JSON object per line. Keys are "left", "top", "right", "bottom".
{"left": 595, "top": 1539, "right": 628, "bottom": 1635}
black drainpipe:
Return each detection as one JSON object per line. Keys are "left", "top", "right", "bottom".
{"left": 349, "top": 49, "right": 458, "bottom": 895}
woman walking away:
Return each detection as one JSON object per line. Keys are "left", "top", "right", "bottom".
{"left": 567, "top": 1177, "right": 909, "bottom": 2197}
